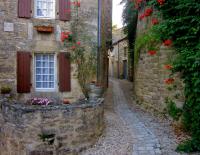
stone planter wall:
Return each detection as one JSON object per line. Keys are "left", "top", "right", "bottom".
{"left": 0, "top": 99, "right": 104, "bottom": 155}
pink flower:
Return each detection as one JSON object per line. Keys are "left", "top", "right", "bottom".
{"left": 76, "top": 41, "right": 81, "bottom": 45}
{"left": 71, "top": 46, "right": 76, "bottom": 50}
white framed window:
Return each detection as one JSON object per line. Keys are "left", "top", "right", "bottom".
{"left": 35, "top": 0, "right": 55, "bottom": 19}
{"left": 35, "top": 54, "right": 56, "bottom": 91}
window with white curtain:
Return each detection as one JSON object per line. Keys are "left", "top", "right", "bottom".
{"left": 35, "top": 0, "right": 55, "bottom": 18}
{"left": 35, "top": 54, "right": 56, "bottom": 91}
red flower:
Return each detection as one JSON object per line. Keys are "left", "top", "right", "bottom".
{"left": 157, "top": 0, "right": 165, "bottom": 5}
{"left": 136, "top": 0, "right": 143, "bottom": 4}
{"left": 139, "top": 14, "right": 145, "bottom": 20}
{"left": 76, "top": 41, "right": 81, "bottom": 45}
{"left": 144, "top": 8, "right": 153, "bottom": 17}
{"left": 73, "top": 1, "right": 80, "bottom": 7}
{"left": 164, "top": 64, "right": 173, "bottom": 70}
{"left": 163, "top": 39, "right": 172, "bottom": 46}
{"left": 76, "top": 1, "right": 80, "bottom": 7}
{"left": 61, "top": 32, "right": 69, "bottom": 42}
{"left": 152, "top": 18, "right": 159, "bottom": 25}
{"left": 148, "top": 50, "right": 157, "bottom": 55}
{"left": 164, "top": 78, "right": 174, "bottom": 84}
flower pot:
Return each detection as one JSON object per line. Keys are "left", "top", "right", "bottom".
{"left": 90, "top": 87, "right": 103, "bottom": 95}
{"left": 35, "top": 26, "right": 54, "bottom": 33}
{"left": 89, "top": 83, "right": 96, "bottom": 90}
{"left": 63, "top": 99, "right": 70, "bottom": 104}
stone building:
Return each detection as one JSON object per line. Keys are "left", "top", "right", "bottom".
{"left": 0, "top": 0, "right": 99, "bottom": 102}
{"left": 109, "top": 28, "right": 128, "bottom": 79}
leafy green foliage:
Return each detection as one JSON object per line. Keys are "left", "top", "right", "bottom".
{"left": 147, "top": 0, "right": 200, "bottom": 152}
{"left": 71, "top": 46, "right": 97, "bottom": 97}
{"left": 165, "top": 98, "right": 182, "bottom": 121}
{"left": 122, "top": 0, "right": 138, "bottom": 80}
{"left": 123, "top": 0, "right": 200, "bottom": 152}
{"left": 134, "top": 27, "right": 161, "bottom": 64}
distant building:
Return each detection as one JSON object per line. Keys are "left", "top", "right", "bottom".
{"left": 109, "top": 28, "right": 128, "bottom": 79}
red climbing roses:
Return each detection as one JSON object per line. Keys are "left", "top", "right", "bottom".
{"left": 139, "top": 14, "right": 145, "bottom": 20}
{"left": 61, "top": 32, "right": 70, "bottom": 42}
{"left": 72, "top": 1, "right": 80, "bottom": 7}
{"left": 157, "top": 0, "right": 165, "bottom": 5}
{"left": 145, "top": 8, "right": 153, "bottom": 17}
{"left": 76, "top": 41, "right": 81, "bottom": 45}
{"left": 152, "top": 18, "right": 159, "bottom": 25}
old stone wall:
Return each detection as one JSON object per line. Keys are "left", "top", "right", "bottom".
{"left": 134, "top": 9, "right": 185, "bottom": 113}
{"left": 134, "top": 46, "right": 185, "bottom": 113}
{"left": 0, "top": 99, "right": 104, "bottom": 155}
{"left": 0, "top": 0, "right": 98, "bottom": 102}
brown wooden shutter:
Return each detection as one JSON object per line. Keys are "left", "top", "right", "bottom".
{"left": 17, "top": 52, "right": 31, "bottom": 93}
{"left": 18, "top": 0, "right": 32, "bottom": 18}
{"left": 59, "top": 53, "right": 71, "bottom": 92}
{"left": 59, "top": 0, "right": 71, "bottom": 21}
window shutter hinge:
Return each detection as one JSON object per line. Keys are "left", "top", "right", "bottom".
{"left": 30, "top": 10, "right": 32, "bottom": 13}
{"left": 57, "top": 12, "right": 59, "bottom": 15}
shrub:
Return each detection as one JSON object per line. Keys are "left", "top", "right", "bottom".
{"left": 1, "top": 86, "right": 12, "bottom": 94}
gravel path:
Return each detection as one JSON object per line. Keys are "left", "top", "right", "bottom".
{"left": 81, "top": 82, "right": 134, "bottom": 155}
{"left": 81, "top": 79, "right": 199, "bottom": 155}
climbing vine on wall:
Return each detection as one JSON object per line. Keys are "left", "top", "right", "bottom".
{"left": 62, "top": 0, "right": 97, "bottom": 97}
{"left": 125, "top": 0, "right": 200, "bottom": 152}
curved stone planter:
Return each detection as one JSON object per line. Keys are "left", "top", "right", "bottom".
{"left": 0, "top": 99, "right": 104, "bottom": 155}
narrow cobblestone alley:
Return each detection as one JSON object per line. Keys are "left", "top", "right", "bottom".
{"left": 81, "top": 79, "right": 198, "bottom": 155}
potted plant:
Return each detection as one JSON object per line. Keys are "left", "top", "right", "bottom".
{"left": 1, "top": 86, "right": 12, "bottom": 97}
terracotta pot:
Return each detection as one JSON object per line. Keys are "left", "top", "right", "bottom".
{"left": 63, "top": 99, "right": 70, "bottom": 104}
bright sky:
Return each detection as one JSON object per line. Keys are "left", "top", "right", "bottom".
{"left": 112, "top": 0, "right": 124, "bottom": 28}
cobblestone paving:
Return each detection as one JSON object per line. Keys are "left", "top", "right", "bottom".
{"left": 81, "top": 79, "right": 199, "bottom": 155}
{"left": 112, "top": 79, "right": 161, "bottom": 155}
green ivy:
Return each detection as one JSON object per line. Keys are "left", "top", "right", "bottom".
{"left": 134, "top": 27, "right": 161, "bottom": 64}
{"left": 165, "top": 98, "right": 182, "bottom": 121}
{"left": 123, "top": 0, "right": 200, "bottom": 152}
{"left": 148, "top": 0, "right": 200, "bottom": 152}
{"left": 122, "top": 0, "right": 138, "bottom": 81}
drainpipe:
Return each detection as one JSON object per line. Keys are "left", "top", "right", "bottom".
{"left": 97, "top": 0, "right": 101, "bottom": 82}
{"left": 118, "top": 42, "right": 120, "bottom": 79}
